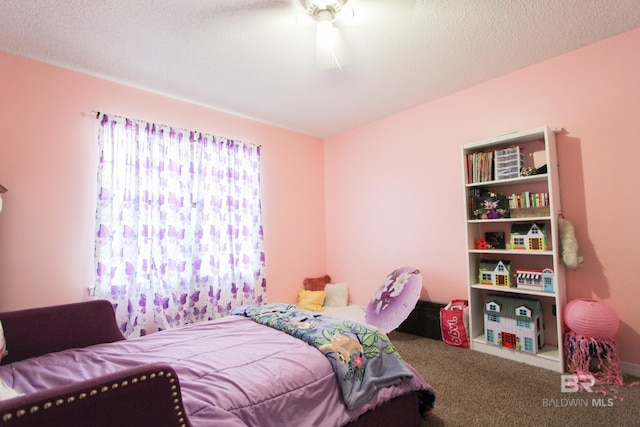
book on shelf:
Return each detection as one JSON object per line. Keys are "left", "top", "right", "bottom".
{"left": 508, "top": 192, "right": 548, "bottom": 209}
{"left": 467, "top": 151, "right": 493, "bottom": 183}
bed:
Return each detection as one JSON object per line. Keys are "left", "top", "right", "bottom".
{"left": 0, "top": 300, "right": 435, "bottom": 426}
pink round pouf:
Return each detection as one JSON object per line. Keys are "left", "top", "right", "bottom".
{"left": 564, "top": 299, "right": 619, "bottom": 338}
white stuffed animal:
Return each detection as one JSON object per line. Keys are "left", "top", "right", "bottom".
{"left": 558, "top": 217, "right": 584, "bottom": 269}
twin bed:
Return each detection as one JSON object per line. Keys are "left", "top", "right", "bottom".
{"left": 0, "top": 299, "right": 435, "bottom": 426}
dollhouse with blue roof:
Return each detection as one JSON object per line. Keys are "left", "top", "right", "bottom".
{"left": 483, "top": 294, "right": 544, "bottom": 354}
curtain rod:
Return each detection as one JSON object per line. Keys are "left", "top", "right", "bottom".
{"left": 89, "top": 111, "right": 261, "bottom": 148}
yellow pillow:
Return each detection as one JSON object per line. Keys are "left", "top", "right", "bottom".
{"left": 297, "top": 289, "right": 326, "bottom": 311}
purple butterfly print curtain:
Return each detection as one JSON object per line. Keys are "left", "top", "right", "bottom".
{"left": 94, "top": 114, "right": 267, "bottom": 337}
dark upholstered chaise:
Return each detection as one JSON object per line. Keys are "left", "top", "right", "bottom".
{"left": 0, "top": 300, "right": 190, "bottom": 427}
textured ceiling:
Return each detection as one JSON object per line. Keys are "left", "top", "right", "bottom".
{"left": 1, "top": 0, "right": 639, "bottom": 138}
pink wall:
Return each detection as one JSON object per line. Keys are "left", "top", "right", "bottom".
{"left": 325, "top": 28, "right": 640, "bottom": 365}
{"left": 1, "top": 28, "right": 639, "bottom": 367}
{"left": 0, "top": 52, "right": 326, "bottom": 311}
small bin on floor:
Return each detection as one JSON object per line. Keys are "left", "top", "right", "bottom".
{"left": 396, "top": 300, "right": 446, "bottom": 340}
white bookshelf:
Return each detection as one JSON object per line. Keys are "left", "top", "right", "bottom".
{"left": 462, "top": 126, "right": 566, "bottom": 372}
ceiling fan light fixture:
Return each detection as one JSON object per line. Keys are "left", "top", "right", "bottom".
{"left": 316, "top": 18, "right": 336, "bottom": 48}
{"left": 315, "top": 14, "right": 341, "bottom": 69}
{"left": 299, "top": 0, "right": 351, "bottom": 70}
{"left": 299, "top": 0, "right": 348, "bottom": 23}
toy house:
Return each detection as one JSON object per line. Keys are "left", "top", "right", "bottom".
{"left": 510, "top": 223, "right": 546, "bottom": 251}
{"left": 478, "top": 259, "right": 512, "bottom": 287}
{"left": 484, "top": 294, "right": 545, "bottom": 354}
{"left": 516, "top": 268, "right": 555, "bottom": 292}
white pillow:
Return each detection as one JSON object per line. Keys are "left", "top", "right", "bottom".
{"left": 0, "top": 379, "right": 23, "bottom": 401}
{"left": 324, "top": 283, "right": 349, "bottom": 307}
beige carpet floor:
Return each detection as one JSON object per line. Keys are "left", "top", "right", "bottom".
{"left": 388, "top": 331, "right": 640, "bottom": 427}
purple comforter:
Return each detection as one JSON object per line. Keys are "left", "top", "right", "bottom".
{"left": 0, "top": 315, "right": 433, "bottom": 426}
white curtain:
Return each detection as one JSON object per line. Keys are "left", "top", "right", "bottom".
{"left": 94, "top": 114, "right": 267, "bottom": 337}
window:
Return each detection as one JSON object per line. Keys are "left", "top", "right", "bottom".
{"left": 94, "top": 114, "right": 266, "bottom": 337}
{"left": 486, "top": 329, "right": 495, "bottom": 343}
{"left": 524, "top": 337, "right": 534, "bottom": 352}
{"left": 488, "top": 315, "right": 500, "bottom": 323}
{"left": 516, "top": 320, "right": 530, "bottom": 328}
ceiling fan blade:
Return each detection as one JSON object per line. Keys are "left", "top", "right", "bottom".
{"left": 349, "top": 0, "right": 417, "bottom": 26}
{"left": 213, "top": 0, "right": 291, "bottom": 14}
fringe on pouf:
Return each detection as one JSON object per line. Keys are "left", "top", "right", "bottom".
{"left": 563, "top": 329, "right": 624, "bottom": 386}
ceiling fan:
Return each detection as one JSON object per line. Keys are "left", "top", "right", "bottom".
{"left": 294, "top": 0, "right": 417, "bottom": 70}
{"left": 297, "top": 0, "right": 355, "bottom": 70}
{"left": 229, "top": 0, "right": 416, "bottom": 70}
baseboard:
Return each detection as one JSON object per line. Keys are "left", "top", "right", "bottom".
{"left": 621, "top": 361, "right": 640, "bottom": 378}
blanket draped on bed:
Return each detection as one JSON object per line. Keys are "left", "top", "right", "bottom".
{"left": 232, "top": 303, "right": 414, "bottom": 410}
